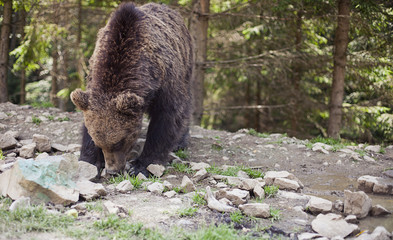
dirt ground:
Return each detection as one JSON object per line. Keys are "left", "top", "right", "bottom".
{"left": 1, "top": 102, "right": 393, "bottom": 238}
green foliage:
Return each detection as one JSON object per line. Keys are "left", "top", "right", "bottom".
{"left": 108, "top": 173, "right": 143, "bottom": 189}
{"left": 248, "top": 129, "right": 269, "bottom": 138}
{"left": 183, "top": 224, "right": 252, "bottom": 240}
{"left": 269, "top": 208, "right": 281, "bottom": 222}
{"left": 171, "top": 162, "right": 195, "bottom": 174}
{"left": 85, "top": 201, "right": 104, "bottom": 213}
{"left": 192, "top": 192, "right": 207, "bottom": 206}
{"left": 308, "top": 136, "right": 354, "bottom": 151}
{"left": 264, "top": 185, "right": 279, "bottom": 198}
{"left": 0, "top": 150, "right": 4, "bottom": 161}
{"left": 58, "top": 116, "right": 70, "bottom": 122}
{"left": 174, "top": 149, "right": 189, "bottom": 159}
{"left": 31, "top": 101, "right": 54, "bottom": 108}
{"left": 32, "top": 115, "right": 41, "bottom": 125}
{"left": 177, "top": 207, "right": 198, "bottom": 217}
{"left": 229, "top": 210, "right": 244, "bottom": 224}
{"left": 207, "top": 165, "right": 264, "bottom": 179}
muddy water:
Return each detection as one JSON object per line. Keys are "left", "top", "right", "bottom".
{"left": 299, "top": 174, "right": 393, "bottom": 232}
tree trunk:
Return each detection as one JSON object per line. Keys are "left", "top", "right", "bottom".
{"left": 50, "top": 45, "right": 59, "bottom": 107}
{"left": 0, "top": 0, "right": 12, "bottom": 103}
{"left": 189, "top": 0, "right": 209, "bottom": 125}
{"left": 76, "top": 0, "right": 84, "bottom": 86}
{"left": 19, "top": 9, "right": 27, "bottom": 104}
{"left": 327, "top": 0, "right": 351, "bottom": 139}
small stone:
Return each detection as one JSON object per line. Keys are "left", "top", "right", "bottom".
{"left": 370, "top": 204, "right": 391, "bottom": 216}
{"left": 218, "top": 198, "right": 232, "bottom": 206}
{"left": 323, "top": 162, "right": 329, "bottom": 166}
{"left": 237, "top": 170, "right": 249, "bottom": 178}
{"left": 306, "top": 196, "right": 333, "bottom": 214}
{"left": 344, "top": 215, "right": 358, "bottom": 224}
{"left": 147, "top": 182, "right": 165, "bottom": 194}
{"left": 0, "top": 112, "right": 7, "bottom": 119}
{"left": 383, "top": 170, "right": 393, "bottom": 178}
{"left": 253, "top": 183, "right": 265, "bottom": 199}
{"left": 193, "top": 168, "right": 208, "bottom": 182}
{"left": 180, "top": 176, "right": 196, "bottom": 193}
{"left": 363, "top": 155, "right": 376, "bottom": 163}
{"left": 33, "top": 134, "right": 51, "bottom": 152}
{"left": 311, "top": 213, "right": 358, "bottom": 238}
{"left": 365, "top": 145, "right": 381, "bottom": 153}
{"left": 232, "top": 134, "right": 245, "bottom": 140}
{"left": 355, "top": 226, "right": 392, "bottom": 240}
{"left": 163, "top": 180, "right": 172, "bottom": 190}
{"left": 136, "top": 172, "right": 148, "bottom": 180}
{"left": 116, "top": 180, "right": 134, "bottom": 193}
{"left": 6, "top": 152, "right": 16, "bottom": 157}
{"left": 216, "top": 182, "right": 227, "bottom": 188}
{"left": 274, "top": 177, "right": 301, "bottom": 191}
{"left": 78, "top": 161, "right": 98, "bottom": 181}
{"left": 216, "top": 188, "right": 250, "bottom": 206}
{"left": 313, "top": 142, "right": 334, "bottom": 151}
{"left": 190, "top": 162, "right": 210, "bottom": 171}
{"left": 67, "top": 144, "right": 82, "bottom": 152}
{"left": 312, "top": 145, "right": 329, "bottom": 154}
{"left": 163, "top": 190, "right": 177, "bottom": 198}
{"left": 205, "top": 186, "right": 235, "bottom": 213}
{"left": 77, "top": 180, "right": 107, "bottom": 201}
{"left": 65, "top": 209, "right": 78, "bottom": 218}
{"left": 147, "top": 164, "right": 165, "bottom": 177}
{"left": 35, "top": 152, "right": 49, "bottom": 161}
{"left": 52, "top": 143, "right": 67, "bottom": 152}
{"left": 333, "top": 200, "right": 344, "bottom": 212}
{"left": 0, "top": 132, "right": 17, "bottom": 150}
{"left": 19, "top": 143, "right": 36, "bottom": 158}
{"left": 239, "top": 203, "right": 270, "bottom": 218}
{"left": 103, "top": 201, "right": 124, "bottom": 215}
{"left": 344, "top": 190, "right": 372, "bottom": 219}
{"left": 9, "top": 197, "right": 30, "bottom": 211}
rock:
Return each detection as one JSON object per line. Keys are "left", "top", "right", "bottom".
{"left": 0, "top": 162, "right": 14, "bottom": 172}
{"left": 147, "top": 164, "right": 165, "bottom": 177}
{"left": 298, "top": 233, "right": 322, "bottom": 240}
{"left": 163, "top": 190, "right": 177, "bottom": 198}
{"left": 344, "top": 190, "right": 372, "bottom": 219}
{"left": 163, "top": 180, "right": 172, "bottom": 190}
{"left": 383, "top": 170, "right": 393, "bottom": 179}
{"left": 232, "top": 134, "right": 245, "bottom": 140}
{"left": 264, "top": 171, "right": 303, "bottom": 187}
{"left": 237, "top": 170, "right": 249, "bottom": 178}
{"left": 180, "top": 176, "right": 196, "bottom": 193}
{"left": 136, "top": 172, "right": 148, "bottom": 181}
{"left": 65, "top": 209, "right": 78, "bottom": 218}
{"left": 147, "top": 182, "right": 165, "bottom": 194}
{"left": 355, "top": 226, "right": 392, "bottom": 240}
{"left": 306, "top": 196, "right": 333, "bottom": 214}
{"left": 311, "top": 213, "right": 358, "bottom": 238}
{"left": 0, "top": 132, "right": 17, "bottom": 150}
{"left": 363, "top": 155, "right": 376, "bottom": 163}
{"left": 35, "top": 152, "right": 49, "bottom": 161}
{"left": 357, "top": 175, "right": 393, "bottom": 195}
{"left": 52, "top": 143, "right": 67, "bottom": 152}
{"left": 274, "top": 177, "right": 301, "bottom": 192}
{"left": 19, "top": 143, "right": 36, "bottom": 158}
{"left": 0, "top": 112, "right": 7, "bottom": 119}
{"left": 253, "top": 183, "right": 265, "bottom": 199}
{"left": 277, "top": 190, "right": 310, "bottom": 201}
{"left": 78, "top": 161, "right": 98, "bottom": 181}
{"left": 224, "top": 176, "right": 260, "bottom": 191}
{"left": 239, "top": 203, "right": 270, "bottom": 218}
{"left": 313, "top": 142, "right": 334, "bottom": 151}
{"left": 218, "top": 197, "right": 232, "bottom": 206}
{"left": 216, "top": 188, "right": 250, "bottom": 206}
{"left": 67, "top": 144, "right": 82, "bottom": 152}
{"left": 33, "top": 134, "right": 51, "bottom": 152}
{"left": 116, "top": 180, "right": 134, "bottom": 193}
{"left": 333, "top": 200, "right": 344, "bottom": 212}
{"left": 365, "top": 145, "right": 381, "bottom": 153}
{"left": 0, "top": 155, "right": 79, "bottom": 205}
{"left": 205, "top": 186, "right": 235, "bottom": 213}
{"left": 103, "top": 201, "right": 126, "bottom": 215}
{"left": 76, "top": 180, "right": 106, "bottom": 200}
{"left": 190, "top": 162, "right": 210, "bottom": 171}
{"left": 216, "top": 182, "right": 227, "bottom": 188}
{"left": 193, "top": 168, "right": 208, "bottom": 182}
{"left": 345, "top": 215, "right": 358, "bottom": 224}
{"left": 9, "top": 197, "right": 30, "bottom": 211}
{"left": 370, "top": 204, "right": 391, "bottom": 216}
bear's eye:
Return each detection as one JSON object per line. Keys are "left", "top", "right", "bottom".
{"left": 112, "top": 138, "right": 125, "bottom": 151}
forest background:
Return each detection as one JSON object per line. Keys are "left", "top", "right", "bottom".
{"left": 0, "top": 0, "right": 392, "bottom": 143}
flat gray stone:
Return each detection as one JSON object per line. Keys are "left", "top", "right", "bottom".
{"left": 306, "top": 196, "right": 333, "bottom": 214}
{"left": 52, "top": 143, "right": 67, "bottom": 152}
{"left": 190, "top": 162, "right": 210, "bottom": 171}
{"left": 76, "top": 180, "right": 106, "bottom": 200}
{"left": 77, "top": 161, "right": 98, "bottom": 181}
{"left": 116, "top": 180, "right": 134, "bottom": 193}
{"left": 147, "top": 164, "right": 165, "bottom": 177}
{"left": 147, "top": 182, "right": 165, "bottom": 194}
{"left": 180, "top": 176, "right": 196, "bottom": 193}
{"left": 311, "top": 213, "right": 358, "bottom": 238}
{"left": 370, "top": 204, "right": 391, "bottom": 216}
{"left": 239, "top": 203, "right": 270, "bottom": 218}
{"left": 216, "top": 188, "right": 250, "bottom": 206}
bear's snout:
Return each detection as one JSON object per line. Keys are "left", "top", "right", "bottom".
{"left": 103, "top": 150, "right": 126, "bottom": 174}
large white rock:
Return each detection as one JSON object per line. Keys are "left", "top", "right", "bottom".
{"left": 77, "top": 161, "right": 98, "bottom": 181}
{"left": 274, "top": 177, "right": 301, "bottom": 192}
{"left": 311, "top": 213, "right": 358, "bottom": 238}
{"left": 19, "top": 143, "right": 36, "bottom": 158}
{"left": 239, "top": 203, "right": 270, "bottom": 218}
{"left": 365, "top": 145, "right": 381, "bottom": 153}
{"left": 0, "top": 154, "right": 80, "bottom": 205}
{"left": 193, "top": 168, "right": 208, "bottom": 182}
{"left": 306, "top": 196, "right": 333, "bottom": 214}
{"left": 357, "top": 175, "right": 393, "bottom": 195}
{"left": 147, "top": 182, "right": 165, "bottom": 194}
{"left": 344, "top": 190, "right": 372, "bottom": 219}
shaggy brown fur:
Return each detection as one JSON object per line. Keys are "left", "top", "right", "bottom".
{"left": 71, "top": 2, "right": 193, "bottom": 175}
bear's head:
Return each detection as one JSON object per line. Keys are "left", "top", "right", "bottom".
{"left": 71, "top": 89, "right": 144, "bottom": 174}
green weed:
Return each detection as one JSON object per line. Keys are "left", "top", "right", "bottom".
{"left": 32, "top": 116, "right": 41, "bottom": 125}
{"left": 183, "top": 224, "right": 252, "bottom": 240}
{"left": 0, "top": 150, "right": 4, "bottom": 161}
{"left": 171, "top": 162, "right": 195, "bottom": 174}
{"left": 108, "top": 173, "right": 143, "bottom": 189}
{"left": 264, "top": 185, "right": 279, "bottom": 198}
{"left": 207, "top": 165, "right": 264, "bottom": 179}
{"left": 47, "top": 115, "right": 55, "bottom": 121}
{"left": 192, "top": 192, "right": 207, "bottom": 206}
{"left": 31, "top": 102, "right": 54, "bottom": 108}
{"left": 248, "top": 129, "right": 270, "bottom": 138}
{"left": 178, "top": 207, "right": 198, "bottom": 217}
{"left": 58, "top": 116, "right": 70, "bottom": 122}
{"left": 270, "top": 207, "right": 281, "bottom": 222}
{"left": 174, "top": 149, "right": 189, "bottom": 159}
{"left": 85, "top": 201, "right": 104, "bottom": 213}
{"left": 229, "top": 210, "right": 244, "bottom": 224}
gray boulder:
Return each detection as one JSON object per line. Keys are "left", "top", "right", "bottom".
{"left": 344, "top": 190, "right": 372, "bottom": 219}
{"left": 33, "top": 134, "right": 51, "bottom": 152}
{"left": 239, "top": 203, "right": 270, "bottom": 218}
{"left": 311, "top": 213, "right": 358, "bottom": 238}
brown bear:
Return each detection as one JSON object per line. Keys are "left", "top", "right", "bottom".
{"left": 71, "top": 2, "right": 193, "bottom": 176}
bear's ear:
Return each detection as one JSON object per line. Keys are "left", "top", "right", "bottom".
{"left": 71, "top": 89, "right": 90, "bottom": 111}
{"left": 113, "top": 92, "right": 144, "bottom": 115}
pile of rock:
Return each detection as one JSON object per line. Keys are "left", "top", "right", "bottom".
{"left": 358, "top": 175, "right": 393, "bottom": 195}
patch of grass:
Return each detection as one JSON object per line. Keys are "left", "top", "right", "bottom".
{"left": 264, "top": 185, "right": 279, "bottom": 198}
{"left": 58, "top": 116, "right": 70, "bottom": 122}
{"left": 147, "top": 176, "right": 162, "bottom": 183}
{"left": 355, "top": 149, "right": 366, "bottom": 157}
{"left": 248, "top": 129, "right": 270, "bottom": 138}
{"left": 31, "top": 102, "right": 54, "bottom": 108}
{"left": 0, "top": 150, "right": 4, "bottom": 161}
{"left": 173, "top": 186, "right": 185, "bottom": 193}
{"left": 178, "top": 207, "right": 198, "bottom": 217}
{"left": 192, "top": 192, "right": 207, "bottom": 206}
{"left": 309, "top": 136, "right": 354, "bottom": 152}
{"left": 183, "top": 224, "right": 252, "bottom": 240}
{"left": 46, "top": 115, "right": 55, "bottom": 121}
{"left": 85, "top": 201, "right": 104, "bottom": 213}
{"left": 32, "top": 115, "right": 41, "bottom": 125}
{"left": 171, "top": 162, "right": 195, "bottom": 174}
{"left": 229, "top": 210, "right": 244, "bottom": 224}
{"left": 211, "top": 143, "right": 223, "bottom": 151}
{"left": 207, "top": 165, "right": 264, "bottom": 179}
{"left": 379, "top": 147, "right": 386, "bottom": 154}
{"left": 108, "top": 173, "right": 143, "bottom": 189}
{"left": 0, "top": 196, "right": 12, "bottom": 207}
{"left": 270, "top": 207, "right": 281, "bottom": 222}
{"left": 0, "top": 205, "right": 74, "bottom": 236}
{"left": 241, "top": 167, "right": 264, "bottom": 178}
{"left": 174, "top": 149, "right": 189, "bottom": 159}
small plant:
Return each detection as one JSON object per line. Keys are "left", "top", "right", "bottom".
{"left": 240, "top": 166, "right": 264, "bottom": 178}
{"left": 0, "top": 150, "right": 4, "bottom": 161}
{"left": 85, "top": 201, "right": 104, "bottom": 213}
{"left": 355, "top": 149, "right": 366, "bottom": 157}
{"left": 192, "top": 192, "right": 207, "bottom": 206}
{"left": 264, "top": 185, "right": 279, "bottom": 198}
{"left": 174, "top": 149, "right": 189, "bottom": 159}
{"left": 171, "top": 162, "right": 194, "bottom": 174}
{"left": 248, "top": 129, "right": 270, "bottom": 138}
{"left": 270, "top": 207, "right": 281, "bottom": 222}
{"left": 32, "top": 116, "right": 41, "bottom": 125}
{"left": 229, "top": 210, "right": 244, "bottom": 224}
{"left": 47, "top": 115, "right": 55, "bottom": 121}
{"left": 31, "top": 102, "right": 54, "bottom": 108}
{"left": 147, "top": 176, "right": 162, "bottom": 183}
{"left": 211, "top": 143, "right": 223, "bottom": 151}
{"left": 173, "top": 186, "right": 185, "bottom": 193}
{"left": 379, "top": 147, "right": 386, "bottom": 154}
{"left": 58, "top": 116, "right": 70, "bottom": 122}
{"left": 108, "top": 173, "right": 143, "bottom": 189}
{"left": 178, "top": 207, "right": 198, "bottom": 217}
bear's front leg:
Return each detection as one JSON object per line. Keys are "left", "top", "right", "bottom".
{"left": 80, "top": 124, "right": 105, "bottom": 177}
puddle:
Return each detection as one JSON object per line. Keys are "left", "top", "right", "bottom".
{"left": 299, "top": 174, "right": 393, "bottom": 232}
